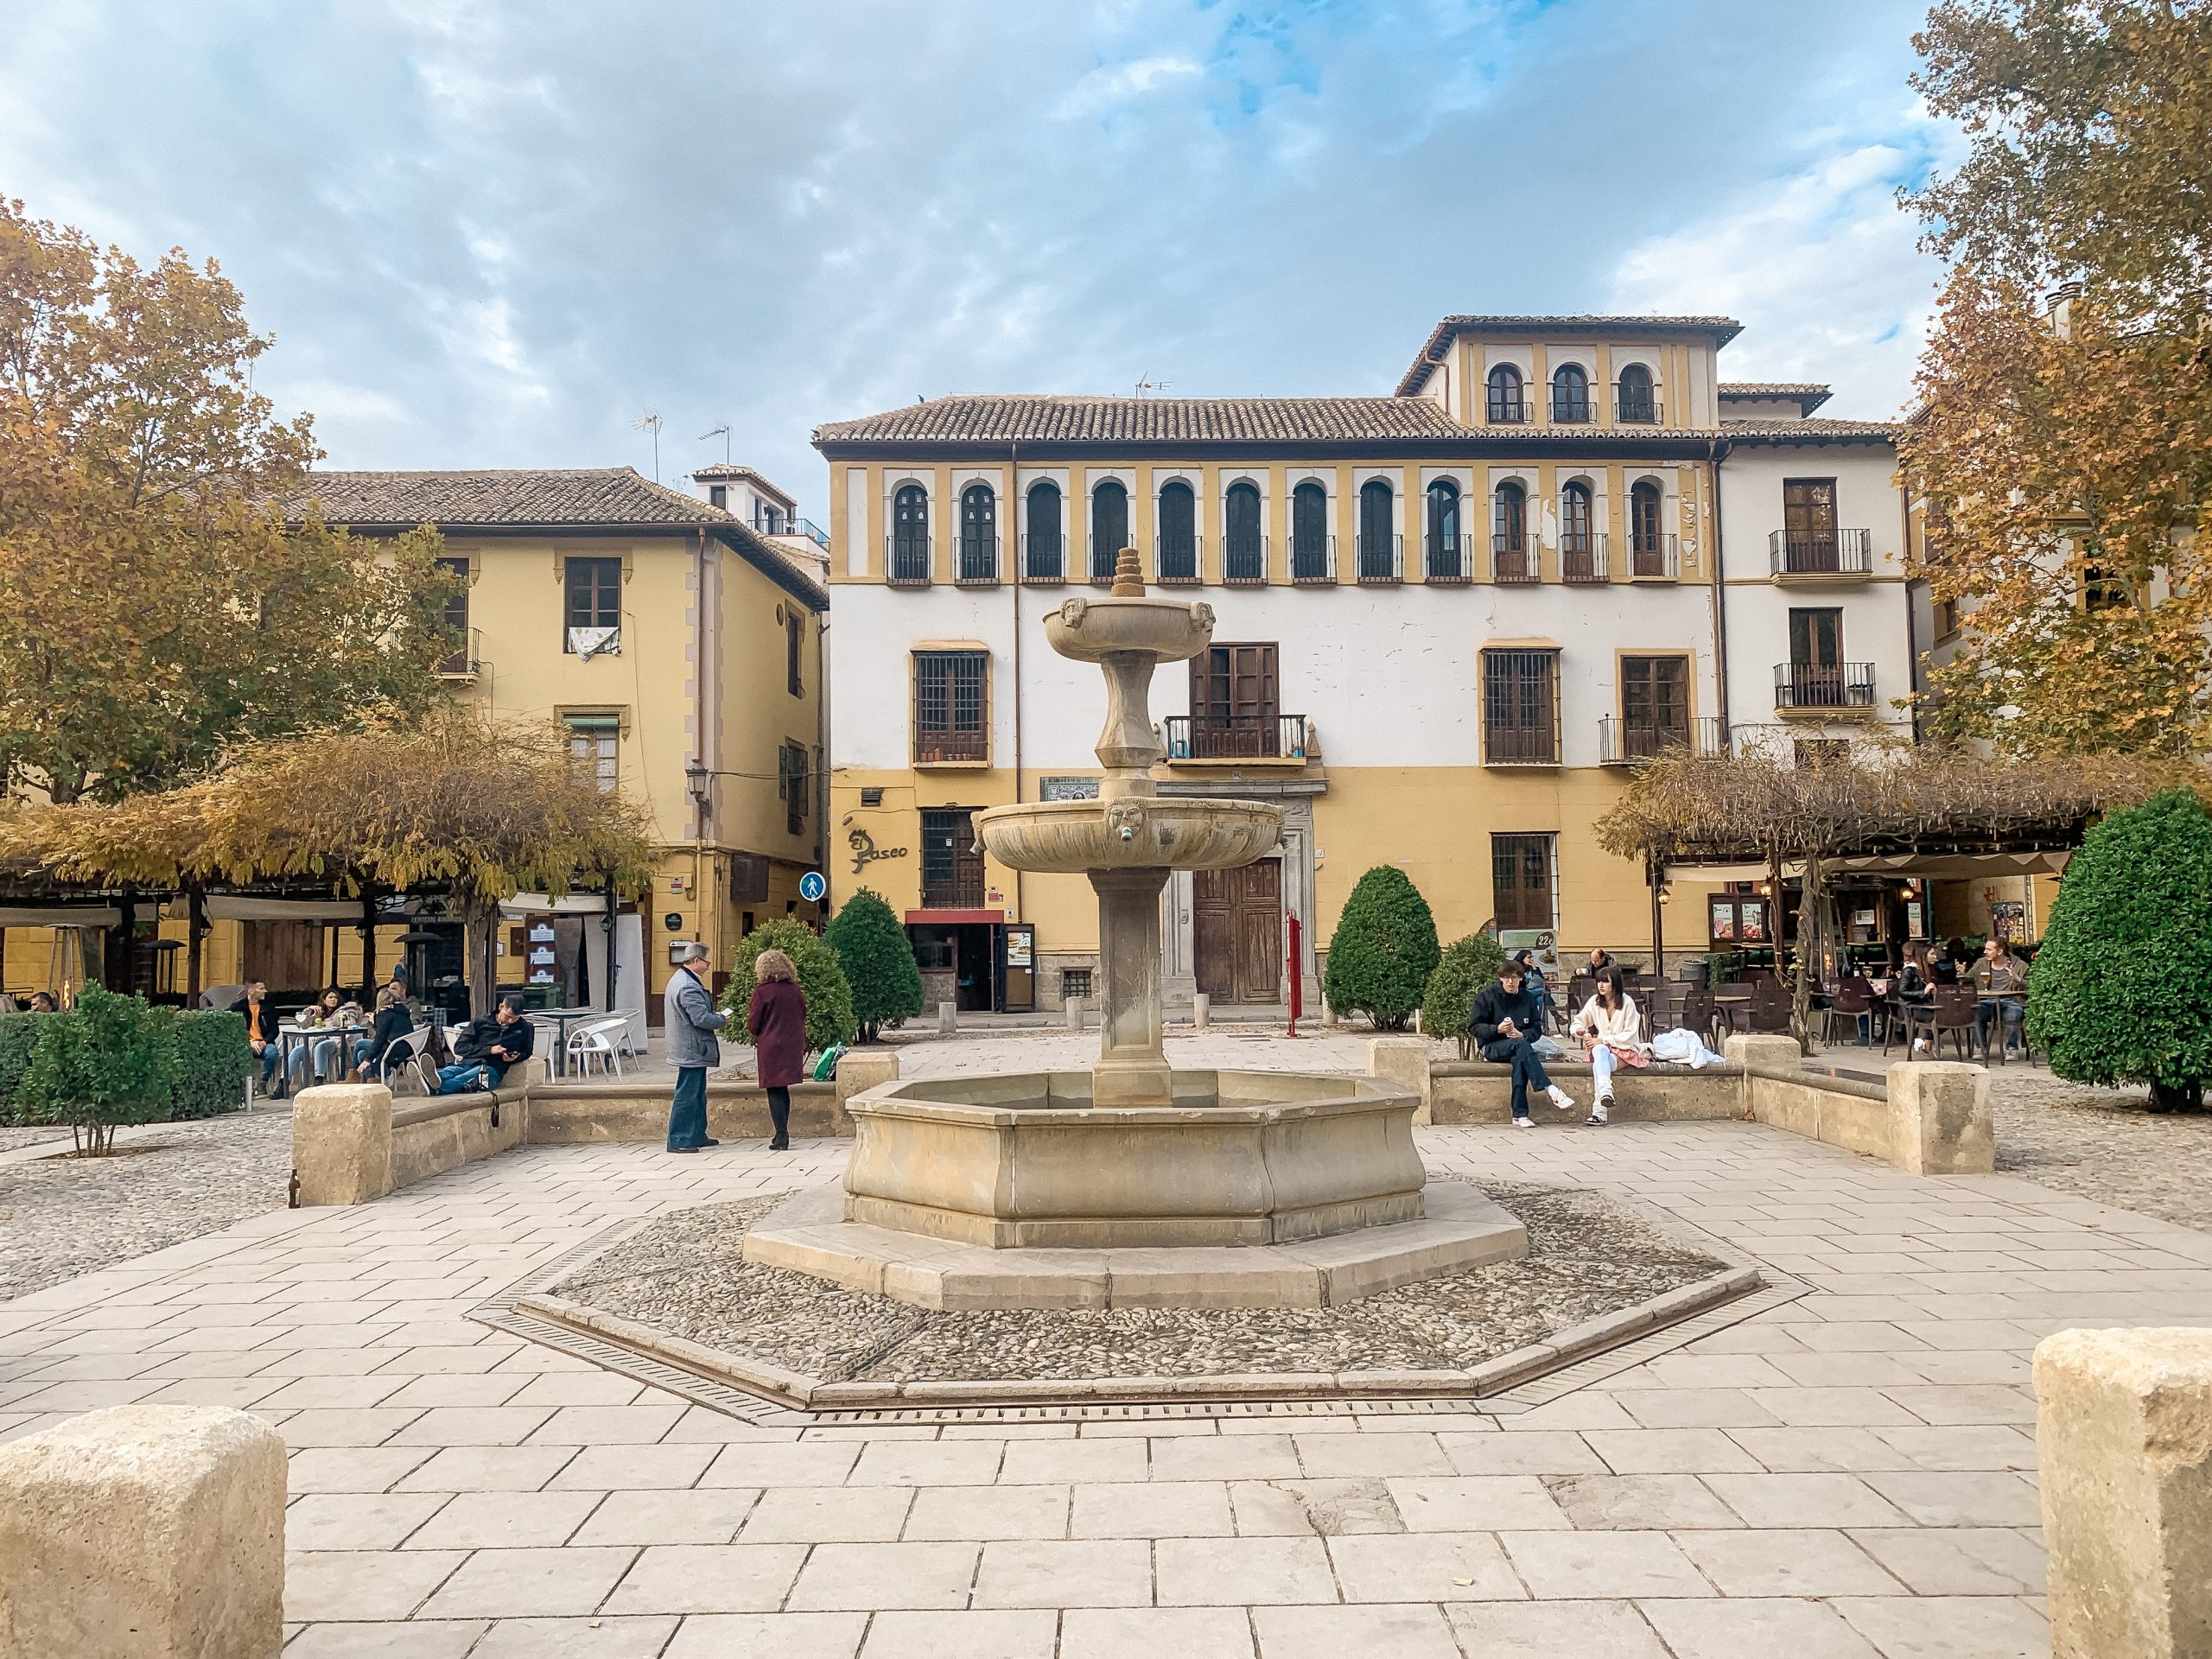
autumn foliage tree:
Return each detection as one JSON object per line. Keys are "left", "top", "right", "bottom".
{"left": 0, "top": 199, "right": 457, "bottom": 803}
{"left": 1899, "top": 1, "right": 2212, "bottom": 756}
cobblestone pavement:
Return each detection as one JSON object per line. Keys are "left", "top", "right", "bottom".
{"left": 10, "top": 1113, "right": 2212, "bottom": 1656}
{"left": 0, "top": 1126, "right": 73, "bottom": 1153}
{"left": 0, "top": 1112, "right": 292, "bottom": 1303}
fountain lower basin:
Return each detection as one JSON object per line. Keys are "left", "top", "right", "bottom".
{"left": 834, "top": 1071, "right": 1425, "bottom": 1249}
{"left": 975, "top": 798, "right": 1282, "bottom": 874}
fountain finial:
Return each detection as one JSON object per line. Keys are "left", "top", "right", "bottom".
{"left": 1109, "top": 546, "right": 1145, "bottom": 598}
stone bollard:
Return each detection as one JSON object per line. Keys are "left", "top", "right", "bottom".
{"left": 938, "top": 1001, "right": 957, "bottom": 1035}
{"left": 2034, "top": 1327, "right": 2212, "bottom": 1658}
{"left": 1192, "top": 993, "right": 1210, "bottom": 1031}
{"left": 1064, "top": 995, "right": 1085, "bottom": 1033}
{"left": 1722, "top": 1033, "right": 1802, "bottom": 1071}
{"left": 0, "top": 1404, "right": 286, "bottom": 1658}
{"left": 291, "top": 1083, "right": 395, "bottom": 1205}
{"left": 1885, "top": 1060, "right": 1993, "bottom": 1174}
{"left": 835, "top": 1048, "right": 900, "bottom": 1116}
{"left": 1367, "top": 1036, "right": 1434, "bottom": 1126}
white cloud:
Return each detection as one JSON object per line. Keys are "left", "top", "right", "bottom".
{"left": 1055, "top": 55, "right": 1201, "bottom": 118}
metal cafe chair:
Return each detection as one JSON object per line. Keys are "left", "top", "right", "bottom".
{"left": 1929, "top": 986, "right": 1981, "bottom": 1063}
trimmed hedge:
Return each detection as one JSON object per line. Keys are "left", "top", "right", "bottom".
{"left": 1422, "top": 932, "right": 1507, "bottom": 1058}
{"left": 720, "top": 918, "right": 859, "bottom": 1056}
{"left": 0, "top": 1002, "right": 249, "bottom": 1126}
{"left": 1324, "top": 866, "right": 1441, "bottom": 1031}
{"left": 825, "top": 888, "right": 925, "bottom": 1043}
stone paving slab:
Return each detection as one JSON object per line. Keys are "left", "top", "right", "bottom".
{"left": 11, "top": 1095, "right": 2212, "bottom": 1653}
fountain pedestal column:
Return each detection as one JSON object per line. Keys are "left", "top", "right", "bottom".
{"left": 1090, "top": 867, "right": 1173, "bottom": 1107}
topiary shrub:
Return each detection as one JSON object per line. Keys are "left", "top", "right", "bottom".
{"left": 2030, "top": 788, "right": 2212, "bottom": 1111}
{"left": 172, "top": 1010, "right": 251, "bottom": 1118}
{"left": 0, "top": 1012, "right": 43, "bottom": 1125}
{"left": 825, "top": 888, "right": 925, "bottom": 1043}
{"left": 1324, "top": 865, "right": 1441, "bottom": 1031}
{"left": 16, "top": 986, "right": 178, "bottom": 1154}
{"left": 720, "top": 918, "right": 858, "bottom": 1058}
{"left": 1422, "top": 932, "right": 1506, "bottom": 1058}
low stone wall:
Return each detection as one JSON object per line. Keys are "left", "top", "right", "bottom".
{"left": 1376, "top": 1034, "right": 1992, "bottom": 1177}
{"left": 293, "top": 1051, "right": 904, "bottom": 1205}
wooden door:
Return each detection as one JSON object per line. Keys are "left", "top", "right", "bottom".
{"left": 1491, "top": 835, "right": 1554, "bottom": 931}
{"left": 1191, "top": 645, "right": 1278, "bottom": 757}
{"left": 245, "top": 921, "right": 322, "bottom": 991}
{"left": 1194, "top": 860, "right": 1282, "bottom": 1002}
{"left": 1782, "top": 479, "right": 1839, "bottom": 569}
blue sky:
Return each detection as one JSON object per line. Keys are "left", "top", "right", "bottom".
{"left": 1, "top": 1, "right": 1953, "bottom": 517}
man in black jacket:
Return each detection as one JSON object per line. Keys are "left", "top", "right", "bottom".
{"left": 433, "top": 996, "right": 536, "bottom": 1094}
{"left": 1468, "top": 959, "right": 1574, "bottom": 1127}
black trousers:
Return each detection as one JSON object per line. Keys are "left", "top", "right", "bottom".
{"left": 766, "top": 1085, "right": 791, "bottom": 1143}
{"left": 1480, "top": 1035, "right": 1554, "bottom": 1119}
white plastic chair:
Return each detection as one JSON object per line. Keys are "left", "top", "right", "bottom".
{"left": 568, "top": 1016, "right": 629, "bottom": 1078}
{"left": 375, "top": 1026, "right": 438, "bottom": 1096}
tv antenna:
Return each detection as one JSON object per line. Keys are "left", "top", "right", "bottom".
{"left": 632, "top": 410, "right": 664, "bottom": 480}
{"left": 697, "top": 423, "right": 731, "bottom": 464}
{"left": 1133, "top": 375, "right": 1171, "bottom": 397}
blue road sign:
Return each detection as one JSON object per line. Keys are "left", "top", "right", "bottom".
{"left": 799, "top": 871, "right": 826, "bottom": 903}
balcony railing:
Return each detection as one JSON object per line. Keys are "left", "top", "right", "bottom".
{"left": 759, "top": 513, "right": 830, "bottom": 548}
{"left": 1223, "top": 533, "right": 1268, "bottom": 586}
{"left": 1020, "top": 532, "right": 1065, "bottom": 583}
{"left": 436, "top": 626, "right": 481, "bottom": 680}
{"left": 887, "top": 532, "right": 931, "bottom": 586}
{"left": 1561, "top": 531, "right": 1609, "bottom": 584}
{"left": 1550, "top": 392, "right": 1594, "bottom": 424}
{"left": 1356, "top": 531, "right": 1402, "bottom": 584}
{"left": 956, "top": 534, "right": 1001, "bottom": 585}
{"left": 1491, "top": 533, "right": 1538, "bottom": 584}
{"left": 1774, "top": 662, "right": 1877, "bottom": 711}
{"left": 1613, "top": 392, "right": 1663, "bottom": 425}
{"left": 1426, "top": 533, "right": 1471, "bottom": 583}
{"left": 1599, "top": 715, "right": 1726, "bottom": 766}
{"left": 1769, "top": 527, "right": 1873, "bottom": 576}
{"left": 1154, "top": 532, "right": 1203, "bottom": 585}
{"left": 1290, "top": 533, "right": 1336, "bottom": 584}
{"left": 1162, "top": 713, "right": 1309, "bottom": 761}
{"left": 914, "top": 727, "right": 988, "bottom": 764}
{"left": 1486, "top": 395, "right": 1530, "bottom": 424}
{"left": 1484, "top": 722, "right": 1560, "bottom": 766}
{"left": 921, "top": 875, "right": 985, "bottom": 910}
{"left": 1630, "top": 532, "right": 1679, "bottom": 579}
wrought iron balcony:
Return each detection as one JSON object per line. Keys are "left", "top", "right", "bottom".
{"left": 1599, "top": 715, "right": 1725, "bottom": 766}
{"left": 1222, "top": 533, "right": 1268, "bottom": 586}
{"left": 1020, "top": 532, "right": 1065, "bottom": 583}
{"left": 1491, "top": 533, "right": 1538, "bottom": 585}
{"left": 1613, "top": 391, "right": 1663, "bottom": 425}
{"left": 955, "top": 534, "right": 1001, "bottom": 585}
{"left": 1154, "top": 532, "right": 1203, "bottom": 585}
{"left": 886, "top": 533, "right": 931, "bottom": 587}
{"left": 1770, "top": 527, "right": 1873, "bottom": 577}
{"left": 1774, "top": 662, "right": 1877, "bottom": 712}
{"left": 1550, "top": 391, "right": 1594, "bottom": 424}
{"left": 1356, "top": 531, "right": 1402, "bottom": 584}
{"left": 1290, "top": 533, "right": 1336, "bottom": 584}
{"left": 1561, "top": 531, "right": 1610, "bottom": 585}
{"left": 1630, "top": 532, "right": 1679, "bottom": 579}
{"left": 1162, "top": 714, "right": 1309, "bottom": 762}
{"left": 436, "top": 626, "right": 481, "bottom": 680}
{"left": 1486, "top": 392, "right": 1530, "bottom": 424}
{"left": 1425, "top": 534, "right": 1472, "bottom": 583}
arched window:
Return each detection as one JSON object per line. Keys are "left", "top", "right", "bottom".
{"left": 1617, "top": 362, "right": 1656, "bottom": 424}
{"left": 1551, "top": 363, "right": 1591, "bottom": 423}
{"left": 1426, "top": 479, "right": 1463, "bottom": 579}
{"left": 1630, "top": 480, "right": 1664, "bottom": 576}
{"left": 1560, "top": 480, "right": 1597, "bottom": 581}
{"left": 1491, "top": 480, "right": 1529, "bottom": 582}
{"left": 1357, "top": 478, "right": 1395, "bottom": 581}
{"left": 1224, "top": 480, "right": 1263, "bottom": 583}
{"left": 1090, "top": 480, "right": 1128, "bottom": 582}
{"left": 959, "top": 483, "right": 997, "bottom": 582}
{"left": 1291, "top": 480, "right": 1331, "bottom": 581}
{"left": 1156, "top": 479, "right": 1198, "bottom": 582}
{"left": 1025, "top": 480, "right": 1063, "bottom": 581}
{"left": 1486, "top": 365, "right": 1525, "bottom": 423}
{"left": 891, "top": 483, "right": 930, "bottom": 583}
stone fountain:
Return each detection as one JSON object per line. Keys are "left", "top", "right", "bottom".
{"left": 744, "top": 551, "right": 1526, "bottom": 1309}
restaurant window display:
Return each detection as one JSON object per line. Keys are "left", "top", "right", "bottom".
{"left": 1708, "top": 893, "right": 1769, "bottom": 947}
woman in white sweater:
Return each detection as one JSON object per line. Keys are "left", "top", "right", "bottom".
{"left": 1570, "top": 969, "right": 1642, "bottom": 1126}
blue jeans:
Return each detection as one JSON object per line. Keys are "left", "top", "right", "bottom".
{"left": 433, "top": 1062, "right": 499, "bottom": 1095}
{"left": 254, "top": 1045, "right": 279, "bottom": 1088}
{"left": 1481, "top": 1035, "right": 1554, "bottom": 1119}
{"left": 1978, "top": 999, "right": 2024, "bottom": 1054}
{"left": 668, "top": 1066, "right": 708, "bottom": 1149}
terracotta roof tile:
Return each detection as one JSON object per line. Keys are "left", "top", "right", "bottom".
{"left": 1719, "top": 382, "right": 1834, "bottom": 415}
{"left": 1719, "top": 416, "right": 1899, "bottom": 442}
{"left": 290, "top": 467, "right": 729, "bottom": 528}
{"left": 814, "top": 395, "right": 1474, "bottom": 446}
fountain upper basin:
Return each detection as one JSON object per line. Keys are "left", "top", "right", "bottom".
{"left": 1044, "top": 594, "right": 1215, "bottom": 664}
{"left": 976, "top": 797, "right": 1283, "bottom": 874}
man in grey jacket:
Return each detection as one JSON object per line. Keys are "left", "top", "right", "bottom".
{"left": 664, "top": 942, "right": 731, "bottom": 1154}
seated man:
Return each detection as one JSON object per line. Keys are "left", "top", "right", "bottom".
{"left": 433, "top": 995, "right": 536, "bottom": 1094}
{"left": 1971, "top": 938, "right": 2028, "bottom": 1058}
{"left": 1469, "top": 958, "right": 1576, "bottom": 1128}
{"left": 240, "top": 980, "right": 281, "bottom": 1090}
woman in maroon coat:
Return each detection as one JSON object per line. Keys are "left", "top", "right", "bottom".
{"left": 747, "top": 948, "right": 808, "bottom": 1151}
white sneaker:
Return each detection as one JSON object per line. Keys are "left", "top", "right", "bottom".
{"left": 1547, "top": 1084, "right": 1575, "bottom": 1112}
{"left": 1513, "top": 1116, "right": 1535, "bottom": 1129}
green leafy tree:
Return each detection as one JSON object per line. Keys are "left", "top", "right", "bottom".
{"left": 721, "top": 918, "right": 857, "bottom": 1057}
{"left": 1324, "top": 865, "right": 1441, "bottom": 1032}
{"left": 1421, "top": 932, "right": 1506, "bottom": 1058}
{"left": 2029, "top": 789, "right": 2212, "bottom": 1111}
{"left": 825, "top": 888, "right": 923, "bottom": 1043}
{"left": 16, "top": 985, "right": 177, "bottom": 1154}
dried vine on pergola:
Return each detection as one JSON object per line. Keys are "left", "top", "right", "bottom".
{"left": 1, "top": 712, "right": 658, "bottom": 1015}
